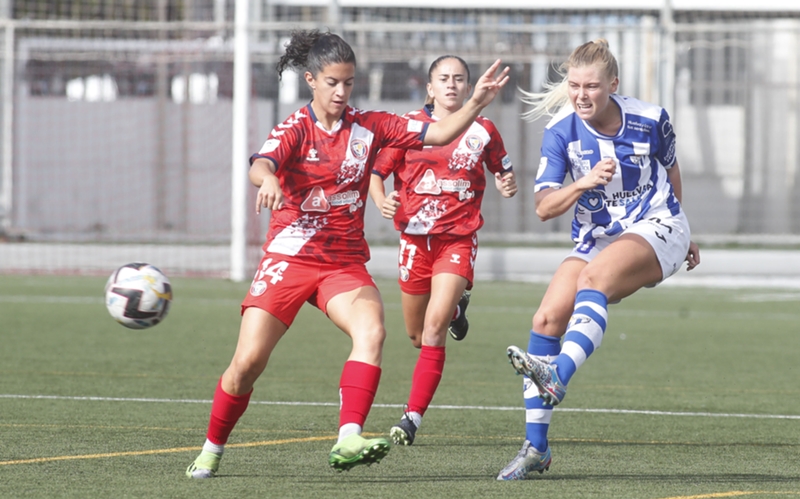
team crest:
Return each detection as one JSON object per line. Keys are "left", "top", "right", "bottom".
{"left": 350, "top": 139, "right": 368, "bottom": 160}
{"left": 249, "top": 280, "right": 267, "bottom": 297}
{"left": 465, "top": 135, "right": 483, "bottom": 152}
{"left": 399, "top": 266, "right": 410, "bottom": 282}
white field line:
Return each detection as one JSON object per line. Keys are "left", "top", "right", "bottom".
{"left": 4, "top": 294, "right": 800, "bottom": 321}
{"left": 2, "top": 393, "right": 800, "bottom": 420}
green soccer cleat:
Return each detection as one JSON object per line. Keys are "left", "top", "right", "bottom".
{"left": 328, "top": 433, "right": 391, "bottom": 472}
{"left": 185, "top": 450, "right": 221, "bottom": 479}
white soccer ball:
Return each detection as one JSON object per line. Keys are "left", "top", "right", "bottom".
{"left": 105, "top": 263, "right": 173, "bottom": 329}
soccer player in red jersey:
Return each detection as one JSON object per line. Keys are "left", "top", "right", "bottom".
{"left": 369, "top": 55, "right": 517, "bottom": 446}
{"left": 186, "top": 30, "right": 509, "bottom": 478}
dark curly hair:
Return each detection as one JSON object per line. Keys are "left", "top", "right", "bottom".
{"left": 276, "top": 29, "right": 356, "bottom": 80}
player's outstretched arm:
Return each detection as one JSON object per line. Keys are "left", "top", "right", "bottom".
{"left": 423, "top": 59, "right": 510, "bottom": 146}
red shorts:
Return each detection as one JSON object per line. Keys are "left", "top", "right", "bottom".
{"left": 397, "top": 233, "right": 477, "bottom": 295}
{"left": 241, "top": 253, "right": 377, "bottom": 327}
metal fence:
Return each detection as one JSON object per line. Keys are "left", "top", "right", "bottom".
{"left": 1, "top": 3, "right": 799, "bottom": 275}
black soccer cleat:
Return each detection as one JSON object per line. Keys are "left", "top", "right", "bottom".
{"left": 448, "top": 291, "right": 471, "bottom": 341}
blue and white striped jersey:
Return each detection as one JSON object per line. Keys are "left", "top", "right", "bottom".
{"left": 535, "top": 94, "right": 682, "bottom": 245}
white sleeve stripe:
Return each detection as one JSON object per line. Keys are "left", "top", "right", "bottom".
{"left": 534, "top": 182, "right": 561, "bottom": 192}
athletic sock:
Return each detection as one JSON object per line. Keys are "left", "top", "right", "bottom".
{"left": 206, "top": 378, "right": 252, "bottom": 445}
{"left": 524, "top": 331, "right": 561, "bottom": 452}
{"left": 202, "top": 440, "right": 225, "bottom": 456}
{"left": 553, "top": 289, "right": 609, "bottom": 386}
{"left": 407, "top": 345, "right": 446, "bottom": 416}
{"left": 338, "top": 360, "right": 381, "bottom": 428}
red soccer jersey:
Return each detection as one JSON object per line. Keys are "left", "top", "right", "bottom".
{"left": 372, "top": 105, "right": 512, "bottom": 236}
{"left": 251, "top": 104, "right": 428, "bottom": 264}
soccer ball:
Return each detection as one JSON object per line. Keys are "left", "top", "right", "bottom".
{"left": 105, "top": 262, "right": 172, "bottom": 329}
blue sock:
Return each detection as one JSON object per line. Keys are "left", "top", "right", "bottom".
{"left": 524, "top": 330, "right": 561, "bottom": 452}
{"left": 552, "top": 289, "right": 608, "bottom": 386}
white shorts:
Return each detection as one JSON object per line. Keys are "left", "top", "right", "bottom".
{"left": 566, "top": 211, "right": 691, "bottom": 284}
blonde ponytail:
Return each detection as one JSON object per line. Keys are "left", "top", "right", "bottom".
{"left": 519, "top": 39, "right": 619, "bottom": 122}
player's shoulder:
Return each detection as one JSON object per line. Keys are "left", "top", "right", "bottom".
{"left": 544, "top": 104, "right": 576, "bottom": 130}
{"left": 474, "top": 114, "right": 498, "bottom": 129}
{"left": 615, "top": 94, "right": 664, "bottom": 122}
{"left": 404, "top": 107, "right": 435, "bottom": 123}
{"left": 277, "top": 106, "right": 312, "bottom": 126}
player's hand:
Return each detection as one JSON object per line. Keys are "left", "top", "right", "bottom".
{"left": 685, "top": 240, "right": 700, "bottom": 271}
{"left": 380, "top": 191, "right": 401, "bottom": 219}
{"left": 495, "top": 171, "right": 517, "bottom": 198}
{"left": 255, "top": 174, "right": 284, "bottom": 214}
{"left": 578, "top": 158, "right": 616, "bottom": 190}
{"left": 468, "top": 59, "right": 510, "bottom": 109}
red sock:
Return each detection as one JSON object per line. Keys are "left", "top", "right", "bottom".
{"left": 206, "top": 378, "right": 252, "bottom": 445}
{"left": 339, "top": 361, "right": 381, "bottom": 428}
{"left": 407, "top": 345, "right": 446, "bottom": 416}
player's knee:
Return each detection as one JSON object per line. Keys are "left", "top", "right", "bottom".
{"left": 224, "top": 362, "right": 261, "bottom": 394}
{"left": 356, "top": 324, "right": 386, "bottom": 349}
{"left": 532, "top": 308, "right": 568, "bottom": 337}
{"left": 576, "top": 266, "right": 603, "bottom": 291}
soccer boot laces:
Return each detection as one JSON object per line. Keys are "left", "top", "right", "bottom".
{"left": 507, "top": 345, "right": 567, "bottom": 406}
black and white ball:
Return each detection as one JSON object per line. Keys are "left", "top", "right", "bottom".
{"left": 105, "top": 263, "right": 172, "bottom": 329}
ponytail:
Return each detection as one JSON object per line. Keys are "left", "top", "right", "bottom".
{"left": 276, "top": 29, "right": 356, "bottom": 80}
{"left": 520, "top": 38, "right": 619, "bottom": 122}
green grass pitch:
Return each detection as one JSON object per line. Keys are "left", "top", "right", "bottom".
{"left": 1, "top": 274, "right": 799, "bottom": 498}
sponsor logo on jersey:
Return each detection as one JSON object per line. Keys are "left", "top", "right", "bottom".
{"left": 329, "top": 190, "right": 362, "bottom": 209}
{"left": 300, "top": 186, "right": 331, "bottom": 212}
{"left": 606, "top": 183, "right": 654, "bottom": 207}
{"left": 661, "top": 120, "right": 674, "bottom": 139}
{"left": 627, "top": 120, "right": 652, "bottom": 133}
{"left": 306, "top": 148, "right": 319, "bottom": 162}
{"left": 407, "top": 119, "right": 424, "bottom": 133}
{"left": 465, "top": 135, "right": 484, "bottom": 152}
{"left": 662, "top": 137, "right": 676, "bottom": 165}
{"left": 567, "top": 141, "right": 592, "bottom": 172}
{"left": 260, "top": 138, "right": 281, "bottom": 154}
{"left": 249, "top": 280, "right": 267, "bottom": 297}
{"left": 577, "top": 191, "right": 605, "bottom": 212}
{"left": 350, "top": 139, "right": 368, "bottom": 160}
{"left": 414, "top": 169, "right": 443, "bottom": 195}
